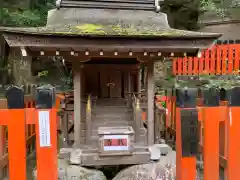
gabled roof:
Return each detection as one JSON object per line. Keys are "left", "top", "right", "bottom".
{"left": 0, "top": 24, "right": 221, "bottom": 39}
{"left": 0, "top": 8, "right": 221, "bottom": 39}
{"left": 0, "top": 9, "right": 222, "bottom": 54}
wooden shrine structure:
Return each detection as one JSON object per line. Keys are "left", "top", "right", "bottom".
{"left": 0, "top": 0, "right": 221, "bottom": 166}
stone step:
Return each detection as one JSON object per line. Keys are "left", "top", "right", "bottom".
{"left": 94, "top": 108, "right": 128, "bottom": 111}
{"left": 93, "top": 117, "right": 133, "bottom": 121}
{"left": 91, "top": 122, "right": 134, "bottom": 128}
{"left": 93, "top": 114, "right": 131, "bottom": 118}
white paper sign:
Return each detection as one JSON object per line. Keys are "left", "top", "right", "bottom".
{"left": 38, "top": 111, "right": 51, "bottom": 147}
{"left": 103, "top": 135, "right": 129, "bottom": 151}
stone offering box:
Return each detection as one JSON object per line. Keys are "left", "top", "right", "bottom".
{"left": 98, "top": 126, "right": 134, "bottom": 156}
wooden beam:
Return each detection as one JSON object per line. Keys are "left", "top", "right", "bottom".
{"left": 147, "top": 60, "right": 154, "bottom": 146}
{"left": 73, "top": 62, "right": 82, "bottom": 148}
{"left": 27, "top": 49, "right": 192, "bottom": 60}
{"left": 3, "top": 33, "right": 216, "bottom": 53}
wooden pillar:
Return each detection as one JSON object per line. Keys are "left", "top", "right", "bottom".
{"left": 128, "top": 71, "right": 131, "bottom": 93}
{"left": 147, "top": 61, "right": 155, "bottom": 146}
{"left": 73, "top": 63, "right": 82, "bottom": 148}
{"left": 81, "top": 67, "right": 85, "bottom": 97}
{"left": 137, "top": 65, "right": 141, "bottom": 98}
{"left": 128, "top": 72, "right": 132, "bottom": 107}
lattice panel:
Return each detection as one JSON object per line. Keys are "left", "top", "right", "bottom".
{"left": 172, "top": 44, "right": 240, "bottom": 75}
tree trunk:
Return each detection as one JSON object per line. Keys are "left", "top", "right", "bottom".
{"left": 8, "top": 48, "right": 32, "bottom": 86}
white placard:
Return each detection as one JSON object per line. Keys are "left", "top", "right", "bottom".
{"left": 38, "top": 111, "right": 51, "bottom": 147}
{"left": 103, "top": 135, "right": 129, "bottom": 151}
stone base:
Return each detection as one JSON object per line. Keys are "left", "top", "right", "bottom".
{"left": 33, "top": 158, "right": 107, "bottom": 180}
{"left": 70, "top": 149, "right": 150, "bottom": 166}
{"left": 59, "top": 147, "right": 151, "bottom": 166}
{"left": 149, "top": 144, "right": 172, "bottom": 160}
{"left": 59, "top": 144, "right": 171, "bottom": 167}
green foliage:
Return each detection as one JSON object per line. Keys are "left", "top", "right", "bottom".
{"left": 200, "top": 0, "right": 240, "bottom": 18}
{"left": 38, "top": 70, "right": 48, "bottom": 77}
{"left": 161, "top": 0, "right": 200, "bottom": 30}
{"left": 0, "top": 0, "right": 54, "bottom": 27}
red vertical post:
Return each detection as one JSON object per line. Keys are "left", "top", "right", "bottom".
{"left": 172, "top": 58, "right": 178, "bottom": 75}
{"left": 199, "top": 56, "right": 204, "bottom": 74}
{"left": 188, "top": 57, "right": 193, "bottom": 75}
{"left": 234, "top": 45, "right": 240, "bottom": 72}
{"left": 204, "top": 50, "right": 210, "bottom": 74}
{"left": 177, "top": 57, "right": 183, "bottom": 75}
{"left": 182, "top": 56, "right": 188, "bottom": 75}
{"left": 228, "top": 45, "right": 233, "bottom": 74}
{"left": 193, "top": 57, "right": 199, "bottom": 75}
{"left": 226, "top": 87, "right": 240, "bottom": 180}
{"left": 35, "top": 85, "right": 58, "bottom": 180}
{"left": 210, "top": 47, "right": 216, "bottom": 74}
{"left": 166, "top": 89, "right": 172, "bottom": 128}
{"left": 5, "top": 86, "right": 27, "bottom": 180}
{"left": 176, "top": 88, "right": 198, "bottom": 180}
{"left": 216, "top": 45, "right": 222, "bottom": 75}
{"left": 202, "top": 88, "right": 220, "bottom": 180}
{"left": 221, "top": 45, "right": 227, "bottom": 75}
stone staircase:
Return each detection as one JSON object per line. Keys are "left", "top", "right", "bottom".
{"left": 84, "top": 98, "right": 147, "bottom": 147}
{"left": 87, "top": 99, "right": 133, "bottom": 146}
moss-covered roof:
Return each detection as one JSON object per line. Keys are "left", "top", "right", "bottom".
{"left": 0, "top": 23, "right": 221, "bottom": 39}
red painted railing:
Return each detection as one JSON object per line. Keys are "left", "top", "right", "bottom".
{"left": 0, "top": 94, "right": 64, "bottom": 179}
{"left": 173, "top": 44, "right": 240, "bottom": 75}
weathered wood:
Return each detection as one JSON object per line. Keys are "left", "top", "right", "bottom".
{"left": 137, "top": 66, "right": 141, "bottom": 98}
{"left": 86, "top": 95, "right": 92, "bottom": 145}
{"left": 62, "top": 110, "right": 69, "bottom": 147}
{"left": 128, "top": 72, "right": 132, "bottom": 108}
{"left": 134, "top": 99, "right": 142, "bottom": 143}
{"left": 73, "top": 62, "right": 82, "bottom": 148}
{"left": 154, "top": 105, "right": 166, "bottom": 143}
{"left": 147, "top": 60, "right": 154, "bottom": 146}
{"left": 3, "top": 33, "right": 218, "bottom": 54}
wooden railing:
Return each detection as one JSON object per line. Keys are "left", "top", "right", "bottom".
{"left": 86, "top": 94, "right": 92, "bottom": 145}
{"left": 126, "top": 92, "right": 167, "bottom": 144}
{"left": 197, "top": 100, "right": 228, "bottom": 169}
{"left": 172, "top": 44, "right": 240, "bottom": 75}
{"left": 0, "top": 95, "right": 36, "bottom": 179}
{"left": 130, "top": 93, "right": 142, "bottom": 143}
{"left": 154, "top": 100, "right": 166, "bottom": 144}
{"left": 165, "top": 95, "right": 229, "bottom": 169}
{"left": 0, "top": 91, "right": 64, "bottom": 179}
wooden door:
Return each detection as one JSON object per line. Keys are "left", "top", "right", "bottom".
{"left": 100, "top": 69, "right": 122, "bottom": 98}
{"left": 100, "top": 70, "right": 110, "bottom": 98}
{"left": 109, "top": 70, "right": 122, "bottom": 98}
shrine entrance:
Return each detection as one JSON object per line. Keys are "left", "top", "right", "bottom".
{"left": 100, "top": 69, "right": 122, "bottom": 98}
{"left": 84, "top": 58, "right": 140, "bottom": 100}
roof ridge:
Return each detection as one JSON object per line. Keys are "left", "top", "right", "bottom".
{"left": 56, "top": 0, "right": 163, "bottom": 12}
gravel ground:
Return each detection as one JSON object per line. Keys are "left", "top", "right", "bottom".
{"left": 27, "top": 153, "right": 37, "bottom": 180}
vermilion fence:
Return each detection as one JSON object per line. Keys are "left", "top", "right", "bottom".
{"left": 165, "top": 90, "right": 237, "bottom": 180}
{"left": 0, "top": 93, "right": 64, "bottom": 180}
{"left": 172, "top": 44, "right": 240, "bottom": 75}
{"left": 0, "top": 96, "right": 36, "bottom": 179}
